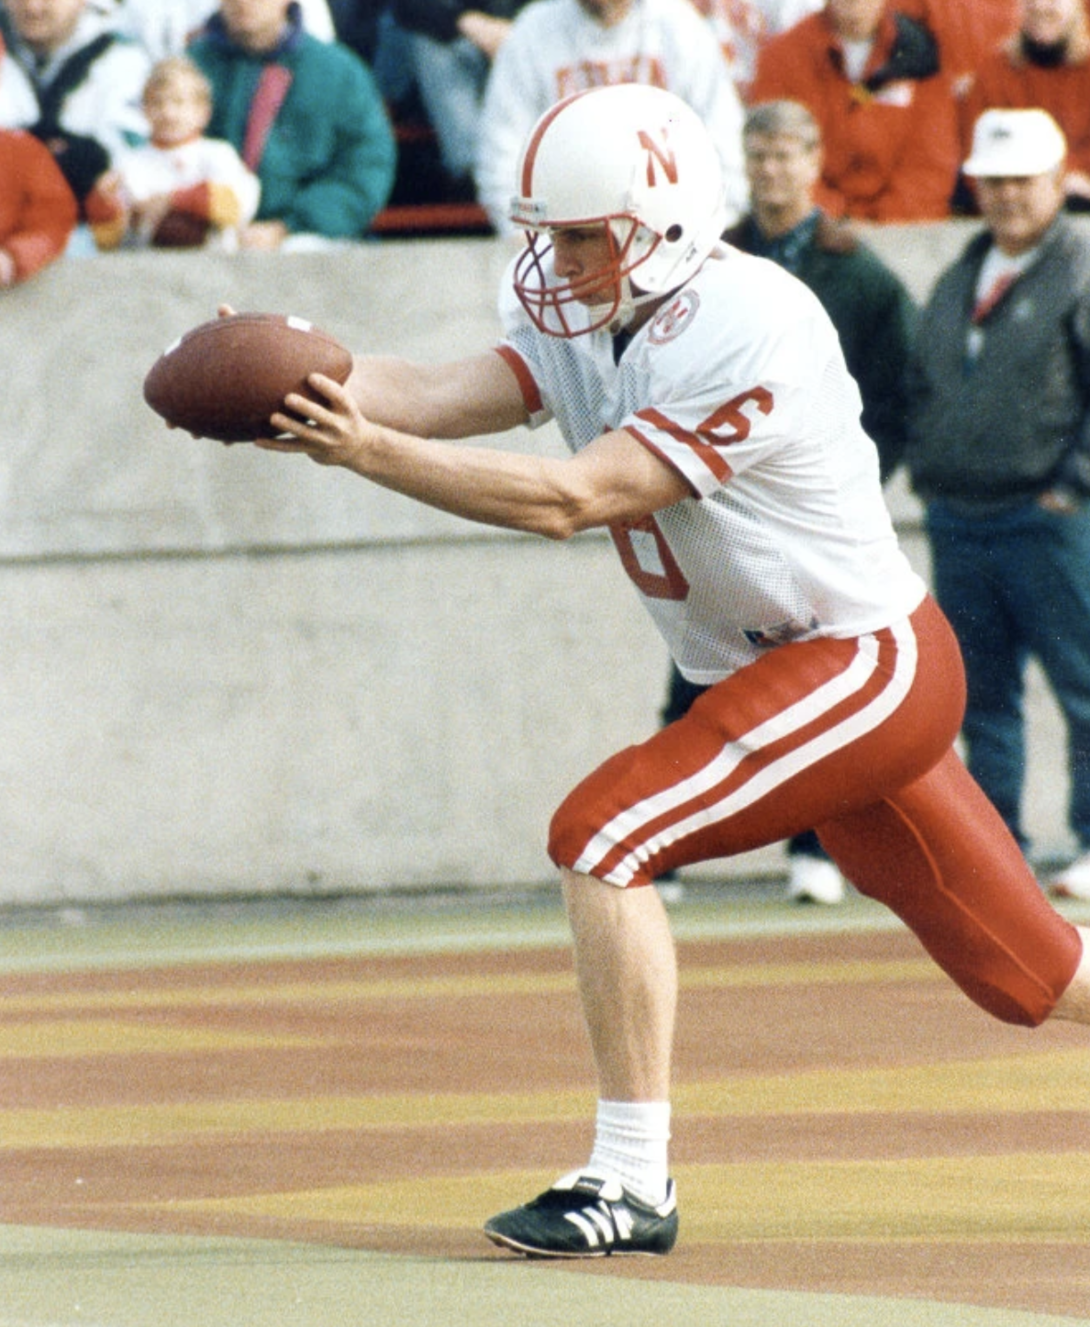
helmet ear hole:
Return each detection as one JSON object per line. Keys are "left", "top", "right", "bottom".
{"left": 665, "top": 224, "right": 683, "bottom": 243}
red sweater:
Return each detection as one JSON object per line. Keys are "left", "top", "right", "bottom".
{"left": 961, "top": 48, "right": 1090, "bottom": 179}
{"left": 748, "top": 9, "right": 961, "bottom": 221}
{"left": 0, "top": 131, "right": 77, "bottom": 282}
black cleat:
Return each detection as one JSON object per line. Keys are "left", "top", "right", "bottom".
{"left": 484, "top": 1172, "right": 678, "bottom": 1258}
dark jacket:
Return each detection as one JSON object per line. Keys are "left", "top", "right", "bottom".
{"left": 393, "top": 0, "right": 529, "bottom": 43}
{"left": 726, "top": 210, "right": 917, "bottom": 479}
{"left": 905, "top": 213, "right": 1090, "bottom": 510}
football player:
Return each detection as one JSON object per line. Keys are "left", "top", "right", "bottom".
{"left": 250, "top": 83, "right": 1090, "bottom": 1259}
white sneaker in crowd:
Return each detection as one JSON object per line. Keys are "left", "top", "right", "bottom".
{"left": 786, "top": 855, "right": 845, "bottom": 905}
{"left": 1050, "top": 851, "right": 1090, "bottom": 900}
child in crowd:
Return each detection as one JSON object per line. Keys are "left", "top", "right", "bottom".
{"left": 86, "top": 56, "right": 259, "bottom": 249}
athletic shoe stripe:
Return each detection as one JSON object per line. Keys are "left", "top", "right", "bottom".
{"left": 564, "top": 1210, "right": 603, "bottom": 1247}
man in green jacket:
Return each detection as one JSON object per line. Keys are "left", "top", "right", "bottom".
{"left": 662, "top": 97, "right": 917, "bottom": 905}
{"left": 189, "top": 0, "right": 396, "bottom": 248}
{"left": 905, "top": 108, "right": 1090, "bottom": 898}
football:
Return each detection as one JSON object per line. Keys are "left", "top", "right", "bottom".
{"left": 143, "top": 312, "right": 354, "bottom": 443}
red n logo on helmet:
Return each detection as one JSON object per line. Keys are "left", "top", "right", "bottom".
{"left": 637, "top": 130, "right": 679, "bottom": 187}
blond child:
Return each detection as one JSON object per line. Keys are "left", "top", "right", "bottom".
{"left": 87, "top": 56, "right": 259, "bottom": 249}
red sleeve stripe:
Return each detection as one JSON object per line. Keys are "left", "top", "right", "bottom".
{"left": 633, "top": 407, "right": 733, "bottom": 483}
{"left": 494, "top": 344, "right": 544, "bottom": 415}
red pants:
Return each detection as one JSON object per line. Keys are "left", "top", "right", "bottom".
{"left": 549, "top": 596, "right": 1081, "bottom": 1026}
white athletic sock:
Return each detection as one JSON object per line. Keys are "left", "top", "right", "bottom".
{"left": 584, "top": 1099, "right": 671, "bottom": 1207}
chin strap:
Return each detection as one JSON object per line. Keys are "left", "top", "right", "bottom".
{"left": 598, "top": 283, "right": 672, "bottom": 337}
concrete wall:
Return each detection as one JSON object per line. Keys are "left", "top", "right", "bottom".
{"left": 0, "top": 225, "right": 1071, "bottom": 905}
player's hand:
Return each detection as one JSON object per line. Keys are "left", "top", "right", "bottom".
{"left": 260, "top": 373, "right": 374, "bottom": 468}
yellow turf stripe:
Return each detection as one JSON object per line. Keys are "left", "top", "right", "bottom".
{"left": 0, "top": 958, "right": 938, "bottom": 1017}
{"left": 673, "top": 1048, "right": 1090, "bottom": 1116}
{"left": 1, "top": 1049, "right": 1088, "bottom": 1150}
{"left": 141, "top": 1171, "right": 574, "bottom": 1228}
{"left": 0, "top": 1019, "right": 317, "bottom": 1058}
{"left": 0, "top": 1088, "right": 596, "bottom": 1150}
{"left": 678, "top": 1155, "right": 1090, "bottom": 1243}
{"left": 0, "top": 974, "right": 574, "bottom": 1014}
{"left": 683, "top": 959, "right": 938, "bottom": 989}
{"left": 136, "top": 1154, "right": 1090, "bottom": 1244}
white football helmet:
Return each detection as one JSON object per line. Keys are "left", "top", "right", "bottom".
{"left": 510, "top": 83, "right": 728, "bottom": 337}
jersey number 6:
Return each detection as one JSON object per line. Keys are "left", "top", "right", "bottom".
{"left": 610, "top": 388, "right": 774, "bottom": 600}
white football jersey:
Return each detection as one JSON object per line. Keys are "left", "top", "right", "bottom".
{"left": 498, "top": 245, "right": 926, "bottom": 682}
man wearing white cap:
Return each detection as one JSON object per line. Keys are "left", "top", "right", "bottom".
{"left": 905, "top": 107, "right": 1090, "bottom": 897}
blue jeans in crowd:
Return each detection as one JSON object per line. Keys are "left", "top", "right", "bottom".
{"left": 926, "top": 496, "right": 1090, "bottom": 854}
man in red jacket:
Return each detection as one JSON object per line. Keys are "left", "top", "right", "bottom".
{"left": 748, "top": 0, "right": 961, "bottom": 220}
{"left": 0, "top": 34, "right": 77, "bottom": 285}
{"left": 960, "top": 0, "right": 1090, "bottom": 211}
{"left": 914, "top": 0, "right": 1017, "bottom": 98}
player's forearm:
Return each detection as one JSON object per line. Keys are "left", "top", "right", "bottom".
{"left": 339, "top": 424, "right": 591, "bottom": 540}
{"left": 349, "top": 353, "right": 526, "bottom": 439}
{"left": 266, "top": 381, "right": 684, "bottom": 534}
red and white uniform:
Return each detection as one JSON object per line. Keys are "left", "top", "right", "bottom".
{"left": 497, "top": 246, "right": 1081, "bottom": 1025}
{"left": 500, "top": 245, "right": 924, "bottom": 680}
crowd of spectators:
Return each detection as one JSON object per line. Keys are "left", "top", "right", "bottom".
{"left": 0, "top": 0, "right": 1085, "bottom": 265}
{"left": 748, "top": 0, "right": 961, "bottom": 221}
{"left": 3, "top": 0, "right": 1088, "bottom": 901}
{"left": 0, "top": 0, "right": 392, "bottom": 262}
{"left": 187, "top": 0, "right": 394, "bottom": 249}
{"left": 959, "top": 0, "right": 1090, "bottom": 210}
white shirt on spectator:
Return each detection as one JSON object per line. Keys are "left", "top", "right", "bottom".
{"left": 3, "top": 3, "right": 151, "bottom": 159}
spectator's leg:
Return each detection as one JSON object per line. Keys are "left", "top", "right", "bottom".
{"left": 926, "top": 504, "right": 1029, "bottom": 849}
